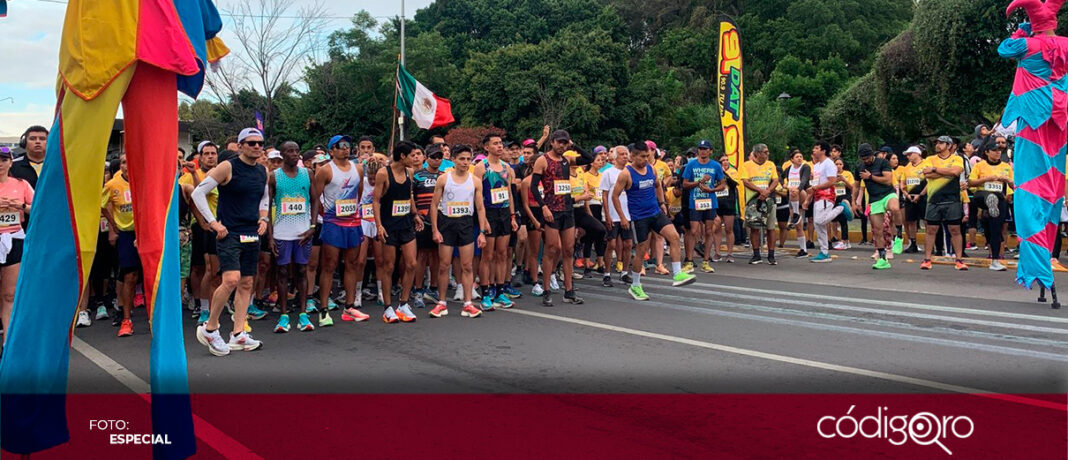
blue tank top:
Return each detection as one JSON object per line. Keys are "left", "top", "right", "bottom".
{"left": 481, "top": 159, "right": 511, "bottom": 208}
{"left": 626, "top": 164, "right": 659, "bottom": 220}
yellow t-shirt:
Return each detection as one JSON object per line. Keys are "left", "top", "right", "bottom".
{"left": 899, "top": 163, "right": 926, "bottom": 194}
{"left": 835, "top": 171, "right": 854, "bottom": 198}
{"left": 102, "top": 173, "right": 134, "bottom": 231}
{"left": 652, "top": 160, "right": 672, "bottom": 185}
{"left": 920, "top": 154, "right": 965, "bottom": 203}
{"left": 740, "top": 160, "right": 778, "bottom": 202}
{"left": 665, "top": 187, "right": 684, "bottom": 217}
{"left": 570, "top": 174, "right": 586, "bottom": 207}
{"left": 969, "top": 161, "right": 1014, "bottom": 195}
{"left": 178, "top": 169, "right": 218, "bottom": 219}
{"left": 583, "top": 170, "right": 602, "bottom": 205}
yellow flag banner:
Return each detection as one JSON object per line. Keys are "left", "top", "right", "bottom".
{"left": 717, "top": 19, "right": 745, "bottom": 216}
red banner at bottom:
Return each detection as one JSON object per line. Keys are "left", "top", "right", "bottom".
{"left": 6, "top": 393, "right": 1064, "bottom": 459}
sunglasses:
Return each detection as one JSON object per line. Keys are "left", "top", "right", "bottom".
{"left": 428, "top": 153, "right": 444, "bottom": 159}
{"left": 243, "top": 140, "right": 264, "bottom": 147}
{"left": 335, "top": 142, "right": 352, "bottom": 149}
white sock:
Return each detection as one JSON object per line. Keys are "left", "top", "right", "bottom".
{"left": 199, "top": 299, "right": 209, "bottom": 312}
{"left": 798, "top": 234, "right": 806, "bottom": 248}
{"left": 632, "top": 272, "right": 641, "bottom": 287}
{"left": 671, "top": 261, "right": 682, "bottom": 275}
{"left": 790, "top": 201, "right": 799, "bottom": 213}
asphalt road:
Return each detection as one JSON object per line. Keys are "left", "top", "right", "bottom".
{"left": 69, "top": 244, "right": 1068, "bottom": 398}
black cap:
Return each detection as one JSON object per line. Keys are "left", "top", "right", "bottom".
{"left": 879, "top": 146, "right": 894, "bottom": 154}
{"left": 858, "top": 143, "right": 875, "bottom": 157}
{"left": 551, "top": 129, "right": 570, "bottom": 142}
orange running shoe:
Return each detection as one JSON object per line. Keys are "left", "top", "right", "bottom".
{"left": 1052, "top": 259, "right": 1068, "bottom": 272}
{"left": 118, "top": 319, "right": 133, "bottom": 337}
{"left": 574, "top": 257, "right": 585, "bottom": 269}
{"left": 955, "top": 261, "right": 968, "bottom": 271}
{"left": 395, "top": 304, "right": 417, "bottom": 322}
{"left": 267, "top": 291, "right": 279, "bottom": 304}
{"left": 341, "top": 307, "right": 370, "bottom": 322}
{"left": 461, "top": 303, "right": 482, "bottom": 318}
{"left": 920, "top": 260, "right": 932, "bottom": 270}
{"left": 429, "top": 302, "right": 448, "bottom": 318}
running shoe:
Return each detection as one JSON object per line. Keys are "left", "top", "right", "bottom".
{"left": 454, "top": 287, "right": 466, "bottom": 302}
{"left": 892, "top": 236, "right": 904, "bottom": 255}
{"left": 602, "top": 274, "right": 614, "bottom": 287}
{"left": 266, "top": 291, "right": 279, "bottom": 305}
{"left": 672, "top": 272, "right": 697, "bottom": 287}
{"left": 795, "top": 250, "right": 809, "bottom": 258}
{"left": 510, "top": 271, "right": 524, "bottom": 287}
{"left": 1052, "top": 259, "right": 1068, "bottom": 272}
{"left": 920, "top": 259, "right": 932, "bottom": 270}
{"left": 230, "top": 315, "right": 253, "bottom": 333}
{"left": 767, "top": 255, "right": 777, "bottom": 265}
{"left": 362, "top": 288, "right": 377, "bottom": 301}
{"left": 725, "top": 255, "right": 736, "bottom": 264}
{"left": 118, "top": 319, "right": 133, "bottom": 337}
{"left": 247, "top": 303, "right": 268, "bottom": 320}
{"left": 985, "top": 193, "right": 1000, "bottom": 218}
{"left": 541, "top": 294, "right": 554, "bottom": 307}
{"left": 196, "top": 325, "right": 230, "bottom": 356}
{"left": 274, "top": 314, "right": 291, "bottom": 333}
{"left": 461, "top": 302, "right": 482, "bottom": 318}
{"left": 502, "top": 285, "right": 523, "bottom": 298}
{"left": 95, "top": 305, "right": 109, "bottom": 320}
{"left": 562, "top": 290, "right": 583, "bottom": 304}
{"left": 904, "top": 243, "right": 919, "bottom": 254}
{"left": 712, "top": 254, "right": 723, "bottom": 262}
{"left": 620, "top": 273, "right": 633, "bottom": 284}
{"left": 430, "top": 302, "right": 449, "bottom": 318}
{"left": 628, "top": 285, "right": 649, "bottom": 301}
{"left": 197, "top": 309, "right": 209, "bottom": 325}
{"left": 965, "top": 242, "right": 980, "bottom": 251}
{"left": 682, "top": 261, "right": 695, "bottom": 274}
{"left": 297, "top": 313, "right": 315, "bottom": 331}
{"left": 700, "top": 261, "right": 715, "bottom": 273}
{"left": 411, "top": 294, "right": 425, "bottom": 309}
{"left": 531, "top": 283, "right": 545, "bottom": 297}
{"left": 549, "top": 274, "right": 560, "bottom": 292}
{"left": 989, "top": 260, "right": 1007, "bottom": 271}
{"left": 318, "top": 311, "right": 334, "bottom": 327}
{"left": 396, "top": 304, "right": 417, "bottom": 322}
{"left": 76, "top": 311, "right": 91, "bottom": 328}
{"left": 872, "top": 258, "right": 892, "bottom": 270}
{"left": 423, "top": 289, "right": 440, "bottom": 303}
{"left": 574, "top": 257, "right": 585, "bottom": 269}
{"left": 749, "top": 254, "right": 763, "bottom": 265}
{"left": 495, "top": 293, "right": 514, "bottom": 309}
{"left": 226, "top": 302, "right": 235, "bottom": 314}
{"left": 481, "top": 292, "right": 496, "bottom": 311}
{"left": 522, "top": 271, "right": 536, "bottom": 285}
{"left": 305, "top": 299, "right": 318, "bottom": 313}
{"left": 327, "top": 298, "right": 339, "bottom": 310}
{"left": 832, "top": 241, "right": 849, "bottom": 251}
{"left": 573, "top": 270, "right": 584, "bottom": 280}
{"left": 810, "top": 252, "right": 832, "bottom": 263}
{"left": 228, "top": 331, "right": 262, "bottom": 351}
{"left": 133, "top": 293, "right": 145, "bottom": 308}
{"left": 655, "top": 265, "right": 670, "bottom": 275}
{"left": 382, "top": 307, "right": 399, "bottom": 324}
{"left": 955, "top": 260, "right": 969, "bottom": 271}
{"left": 342, "top": 307, "right": 370, "bottom": 322}
{"left": 838, "top": 201, "right": 854, "bottom": 221}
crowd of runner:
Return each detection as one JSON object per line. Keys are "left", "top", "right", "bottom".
{"left": 0, "top": 122, "right": 1053, "bottom": 356}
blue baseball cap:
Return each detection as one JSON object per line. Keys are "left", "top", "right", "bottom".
{"left": 328, "top": 135, "right": 353, "bottom": 149}
{"left": 696, "top": 140, "right": 713, "bottom": 149}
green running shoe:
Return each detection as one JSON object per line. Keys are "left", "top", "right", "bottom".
{"left": 872, "top": 258, "right": 892, "bottom": 270}
{"left": 629, "top": 285, "right": 650, "bottom": 301}
{"left": 318, "top": 311, "right": 334, "bottom": 327}
{"left": 671, "top": 271, "right": 697, "bottom": 287}
{"left": 892, "top": 236, "right": 904, "bottom": 255}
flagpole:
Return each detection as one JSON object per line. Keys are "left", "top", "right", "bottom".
{"left": 398, "top": 0, "right": 406, "bottom": 142}
{"left": 390, "top": 62, "right": 399, "bottom": 153}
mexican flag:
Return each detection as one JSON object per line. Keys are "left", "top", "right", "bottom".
{"left": 396, "top": 64, "right": 455, "bottom": 129}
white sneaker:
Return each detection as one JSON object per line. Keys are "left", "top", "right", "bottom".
{"left": 228, "top": 331, "right": 262, "bottom": 351}
{"left": 531, "top": 283, "right": 545, "bottom": 297}
{"left": 95, "top": 305, "right": 109, "bottom": 320}
{"left": 453, "top": 288, "right": 465, "bottom": 302}
{"left": 549, "top": 274, "right": 560, "bottom": 292}
{"left": 197, "top": 325, "right": 230, "bottom": 356}
{"left": 76, "top": 310, "right": 91, "bottom": 328}
{"left": 833, "top": 241, "right": 848, "bottom": 251}
{"left": 990, "top": 260, "right": 1007, "bottom": 271}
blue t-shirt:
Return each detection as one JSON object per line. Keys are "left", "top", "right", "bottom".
{"left": 681, "top": 158, "right": 724, "bottom": 210}
{"left": 422, "top": 159, "right": 456, "bottom": 170}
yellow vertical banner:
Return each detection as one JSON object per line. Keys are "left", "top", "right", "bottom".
{"left": 717, "top": 19, "right": 745, "bottom": 216}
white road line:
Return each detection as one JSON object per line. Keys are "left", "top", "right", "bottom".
{"left": 500, "top": 309, "right": 1067, "bottom": 412}
{"left": 638, "top": 276, "right": 1068, "bottom": 324}
{"left": 72, "top": 337, "right": 263, "bottom": 459}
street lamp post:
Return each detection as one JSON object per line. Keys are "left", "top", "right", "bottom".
{"left": 777, "top": 93, "right": 792, "bottom": 156}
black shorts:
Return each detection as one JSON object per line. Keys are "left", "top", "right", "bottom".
{"left": 0, "top": 237, "right": 23, "bottom": 268}
{"left": 925, "top": 201, "right": 963, "bottom": 225}
{"left": 904, "top": 197, "right": 927, "bottom": 222}
{"left": 671, "top": 212, "right": 687, "bottom": 232}
{"left": 416, "top": 227, "right": 436, "bottom": 250}
{"left": 91, "top": 233, "right": 117, "bottom": 281}
{"left": 606, "top": 221, "right": 623, "bottom": 240}
{"left": 385, "top": 226, "right": 417, "bottom": 247}
{"left": 631, "top": 213, "right": 672, "bottom": 244}
{"left": 191, "top": 224, "right": 206, "bottom": 267}
{"left": 485, "top": 207, "right": 512, "bottom": 237}
{"left": 509, "top": 226, "right": 518, "bottom": 248}
{"left": 966, "top": 199, "right": 980, "bottom": 229}
{"left": 437, "top": 213, "right": 475, "bottom": 247}
{"left": 116, "top": 230, "right": 141, "bottom": 271}
{"left": 545, "top": 209, "right": 575, "bottom": 231}
{"left": 218, "top": 233, "right": 261, "bottom": 277}
{"left": 717, "top": 197, "right": 736, "bottom": 216}
{"left": 312, "top": 223, "right": 323, "bottom": 246}
{"left": 687, "top": 208, "right": 717, "bottom": 223}
{"left": 260, "top": 234, "right": 271, "bottom": 253}
{"left": 203, "top": 227, "right": 218, "bottom": 255}
{"left": 525, "top": 207, "right": 544, "bottom": 231}
{"left": 776, "top": 206, "right": 790, "bottom": 224}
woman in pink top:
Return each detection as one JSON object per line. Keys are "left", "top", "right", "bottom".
{"left": 0, "top": 147, "right": 33, "bottom": 342}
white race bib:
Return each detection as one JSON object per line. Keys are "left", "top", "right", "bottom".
{"left": 906, "top": 178, "right": 921, "bottom": 187}
{"left": 391, "top": 200, "right": 411, "bottom": 217}
{"left": 669, "top": 205, "right": 682, "bottom": 215}
{"left": 281, "top": 198, "right": 307, "bottom": 215}
{"left": 361, "top": 203, "right": 375, "bottom": 221}
{"left": 445, "top": 201, "right": 472, "bottom": 217}
{"left": 984, "top": 181, "right": 1004, "bottom": 193}
{"left": 490, "top": 187, "right": 509, "bottom": 204}
{"left": 715, "top": 189, "right": 730, "bottom": 198}
{"left": 835, "top": 185, "right": 846, "bottom": 196}
{"left": 99, "top": 217, "right": 109, "bottom": 233}
{"left": 0, "top": 212, "right": 19, "bottom": 226}
{"left": 335, "top": 199, "right": 358, "bottom": 217}
{"left": 239, "top": 234, "right": 259, "bottom": 244}
{"left": 554, "top": 180, "right": 571, "bottom": 196}
{"left": 788, "top": 179, "right": 801, "bottom": 188}
{"left": 123, "top": 190, "right": 132, "bottom": 203}
{"left": 694, "top": 198, "right": 713, "bottom": 211}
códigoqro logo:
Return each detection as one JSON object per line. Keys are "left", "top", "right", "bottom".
{"left": 817, "top": 405, "right": 974, "bottom": 455}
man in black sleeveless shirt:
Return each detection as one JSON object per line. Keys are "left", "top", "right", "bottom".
{"left": 191, "top": 128, "right": 270, "bottom": 356}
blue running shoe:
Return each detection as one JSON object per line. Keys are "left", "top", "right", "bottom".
{"left": 297, "top": 312, "right": 315, "bottom": 331}
{"left": 247, "top": 303, "right": 268, "bottom": 320}
{"left": 197, "top": 309, "right": 209, "bottom": 325}
{"left": 838, "top": 201, "right": 854, "bottom": 221}
{"left": 274, "top": 314, "right": 291, "bottom": 333}
{"left": 502, "top": 285, "right": 522, "bottom": 298}
{"left": 305, "top": 299, "right": 317, "bottom": 313}
{"left": 495, "top": 293, "right": 514, "bottom": 309}
{"left": 481, "top": 289, "right": 496, "bottom": 311}
{"left": 422, "top": 289, "right": 440, "bottom": 303}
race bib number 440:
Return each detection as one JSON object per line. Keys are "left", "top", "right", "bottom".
{"left": 282, "top": 198, "right": 307, "bottom": 215}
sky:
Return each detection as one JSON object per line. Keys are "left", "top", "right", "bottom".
{"left": 0, "top": 0, "right": 434, "bottom": 137}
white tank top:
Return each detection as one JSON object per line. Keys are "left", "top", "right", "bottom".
{"left": 438, "top": 172, "right": 475, "bottom": 217}
{"left": 359, "top": 175, "right": 376, "bottom": 222}
{"left": 323, "top": 161, "right": 361, "bottom": 225}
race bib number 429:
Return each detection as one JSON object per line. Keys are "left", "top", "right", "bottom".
{"left": 0, "top": 212, "right": 19, "bottom": 226}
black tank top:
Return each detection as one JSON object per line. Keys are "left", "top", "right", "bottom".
{"left": 217, "top": 157, "right": 266, "bottom": 235}
{"left": 380, "top": 166, "right": 414, "bottom": 231}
